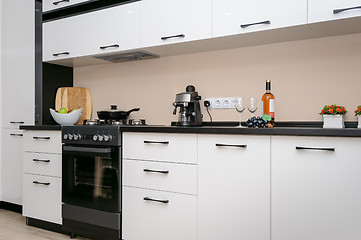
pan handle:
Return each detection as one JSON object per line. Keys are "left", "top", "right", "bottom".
{"left": 127, "top": 108, "right": 140, "bottom": 114}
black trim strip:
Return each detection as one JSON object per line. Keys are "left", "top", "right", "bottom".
{"left": 0, "top": 201, "right": 22, "bottom": 213}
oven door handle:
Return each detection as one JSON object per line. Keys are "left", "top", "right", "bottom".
{"left": 63, "top": 146, "right": 112, "bottom": 154}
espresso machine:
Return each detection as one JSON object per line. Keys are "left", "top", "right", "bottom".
{"left": 172, "top": 85, "right": 202, "bottom": 126}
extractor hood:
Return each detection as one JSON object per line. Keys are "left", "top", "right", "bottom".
{"left": 93, "top": 50, "right": 159, "bottom": 63}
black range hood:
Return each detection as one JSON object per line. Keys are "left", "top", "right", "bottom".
{"left": 43, "top": 0, "right": 140, "bottom": 22}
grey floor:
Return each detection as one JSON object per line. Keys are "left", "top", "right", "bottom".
{"left": 0, "top": 209, "right": 89, "bottom": 240}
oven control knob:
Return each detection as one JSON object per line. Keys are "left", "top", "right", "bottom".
{"left": 68, "top": 134, "right": 74, "bottom": 140}
{"left": 98, "top": 135, "right": 104, "bottom": 142}
{"left": 63, "top": 134, "right": 69, "bottom": 140}
{"left": 104, "top": 135, "right": 112, "bottom": 142}
{"left": 93, "top": 134, "right": 98, "bottom": 141}
{"left": 74, "top": 134, "right": 81, "bottom": 141}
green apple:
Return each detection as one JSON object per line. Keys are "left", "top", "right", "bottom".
{"left": 58, "top": 108, "right": 68, "bottom": 114}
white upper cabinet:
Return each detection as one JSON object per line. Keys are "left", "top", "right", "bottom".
{"left": 141, "top": 0, "right": 212, "bottom": 48}
{"left": 43, "top": 2, "right": 141, "bottom": 62}
{"left": 43, "top": 0, "right": 93, "bottom": 12}
{"left": 212, "top": 0, "right": 307, "bottom": 37}
{"left": 309, "top": 0, "right": 361, "bottom": 23}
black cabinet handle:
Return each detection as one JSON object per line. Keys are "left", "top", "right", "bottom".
{"left": 33, "top": 159, "right": 51, "bottom": 163}
{"left": 10, "top": 121, "right": 24, "bottom": 124}
{"left": 333, "top": 6, "right": 361, "bottom": 14}
{"left": 216, "top": 143, "right": 247, "bottom": 148}
{"left": 161, "top": 34, "right": 185, "bottom": 41}
{"left": 33, "top": 136, "right": 51, "bottom": 140}
{"left": 100, "top": 44, "right": 120, "bottom": 50}
{"left": 33, "top": 181, "right": 50, "bottom": 186}
{"left": 295, "top": 146, "right": 335, "bottom": 152}
{"left": 241, "top": 20, "right": 271, "bottom": 29}
{"left": 143, "top": 197, "right": 169, "bottom": 204}
{"left": 143, "top": 169, "right": 169, "bottom": 174}
{"left": 53, "top": 52, "right": 70, "bottom": 57}
{"left": 143, "top": 140, "right": 169, "bottom": 145}
{"left": 53, "top": 0, "right": 69, "bottom": 5}
{"left": 10, "top": 133, "right": 23, "bottom": 137}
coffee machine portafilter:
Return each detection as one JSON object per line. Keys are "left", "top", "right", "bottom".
{"left": 172, "top": 85, "right": 202, "bottom": 126}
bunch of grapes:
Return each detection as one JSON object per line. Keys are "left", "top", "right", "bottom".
{"left": 246, "top": 116, "right": 270, "bottom": 128}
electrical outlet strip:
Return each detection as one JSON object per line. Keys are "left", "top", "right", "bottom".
{"left": 204, "top": 97, "right": 242, "bottom": 109}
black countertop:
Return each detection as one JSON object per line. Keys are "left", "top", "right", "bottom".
{"left": 20, "top": 122, "right": 361, "bottom": 137}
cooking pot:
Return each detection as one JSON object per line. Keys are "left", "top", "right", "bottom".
{"left": 97, "top": 105, "right": 140, "bottom": 120}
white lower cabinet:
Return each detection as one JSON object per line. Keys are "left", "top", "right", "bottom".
{"left": 22, "top": 130, "right": 62, "bottom": 224}
{"left": 23, "top": 174, "right": 62, "bottom": 224}
{"left": 122, "top": 187, "right": 197, "bottom": 240}
{"left": 271, "top": 136, "right": 361, "bottom": 240}
{"left": 1, "top": 129, "right": 24, "bottom": 205}
{"left": 198, "top": 134, "right": 271, "bottom": 240}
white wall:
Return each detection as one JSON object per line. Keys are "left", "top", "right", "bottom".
{"left": 74, "top": 32, "right": 361, "bottom": 125}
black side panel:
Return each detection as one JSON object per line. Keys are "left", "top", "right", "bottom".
{"left": 41, "top": 63, "right": 73, "bottom": 125}
{"left": 62, "top": 219, "right": 121, "bottom": 240}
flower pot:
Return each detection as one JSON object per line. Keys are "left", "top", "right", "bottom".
{"left": 323, "top": 115, "right": 344, "bottom": 128}
{"left": 358, "top": 116, "right": 361, "bottom": 129}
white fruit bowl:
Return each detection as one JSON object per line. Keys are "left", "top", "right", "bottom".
{"left": 50, "top": 108, "right": 83, "bottom": 126}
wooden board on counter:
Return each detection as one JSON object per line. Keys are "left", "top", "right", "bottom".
{"left": 55, "top": 87, "right": 92, "bottom": 125}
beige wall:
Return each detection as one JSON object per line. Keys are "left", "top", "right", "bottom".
{"left": 74, "top": 33, "right": 361, "bottom": 125}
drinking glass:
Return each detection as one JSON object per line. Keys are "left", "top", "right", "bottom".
{"left": 247, "top": 97, "right": 258, "bottom": 117}
{"left": 235, "top": 97, "right": 246, "bottom": 127}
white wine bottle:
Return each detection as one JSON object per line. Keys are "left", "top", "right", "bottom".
{"left": 261, "top": 80, "right": 275, "bottom": 124}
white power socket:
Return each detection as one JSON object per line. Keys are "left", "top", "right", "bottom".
{"left": 205, "top": 97, "right": 241, "bottom": 109}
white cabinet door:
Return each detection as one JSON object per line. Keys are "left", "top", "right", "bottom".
{"left": 1, "top": 129, "right": 24, "bottom": 205}
{"left": 2, "top": 0, "right": 34, "bottom": 128}
{"left": 213, "top": 0, "right": 307, "bottom": 37}
{"left": 123, "top": 186, "right": 197, "bottom": 240}
{"left": 141, "top": 0, "right": 211, "bottom": 47}
{"left": 43, "top": 0, "right": 93, "bottom": 12}
{"left": 271, "top": 136, "right": 361, "bottom": 240}
{"left": 23, "top": 174, "right": 62, "bottom": 224}
{"left": 43, "top": 2, "right": 141, "bottom": 62}
{"left": 309, "top": 0, "right": 361, "bottom": 23}
{"left": 198, "top": 134, "right": 270, "bottom": 240}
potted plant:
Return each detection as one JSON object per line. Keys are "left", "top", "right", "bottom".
{"left": 319, "top": 104, "right": 347, "bottom": 128}
{"left": 354, "top": 105, "right": 361, "bottom": 128}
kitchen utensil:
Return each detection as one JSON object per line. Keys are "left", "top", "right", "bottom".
{"left": 172, "top": 85, "right": 202, "bottom": 126}
{"left": 97, "top": 105, "right": 140, "bottom": 120}
{"left": 55, "top": 87, "right": 92, "bottom": 125}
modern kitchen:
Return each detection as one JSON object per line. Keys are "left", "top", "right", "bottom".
{"left": 1, "top": 0, "right": 361, "bottom": 240}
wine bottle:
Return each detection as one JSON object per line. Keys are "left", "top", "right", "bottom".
{"left": 262, "top": 80, "right": 275, "bottom": 124}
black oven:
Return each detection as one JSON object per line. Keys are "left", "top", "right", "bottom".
{"left": 62, "top": 145, "right": 121, "bottom": 212}
{"left": 61, "top": 125, "right": 122, "bottom": 240}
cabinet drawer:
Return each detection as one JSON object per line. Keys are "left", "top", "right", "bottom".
{"left": 23, "top": 152, "right": 62, "bottom": 177}
{"left": 23, "top": 131, "right": 61, "bottom": 153}
{"left": 23, "top": 174, "right": 62, "bottom": 224}
{"left": 123, "top": 133, "right": 197, "bottom": 164}
{"left": 122, "top": 186, "right": 197, "bottom": 240}
{"left": 123, "top": 159, "right": 197, "bottom": 195}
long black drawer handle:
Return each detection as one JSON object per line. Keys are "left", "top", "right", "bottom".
{"left": 161, "top": 34, "right": 185, "bottom": 41}
{"left": 333, "top": 6, "right": 361, "bottom": 14}
{"left": 143, "top": 169, "right": 169, "bottom": 174}
{"left": 53, "top": 0, "right": 69, "bottom": 5}
{"left": 33, "top": 181, "right": 50, "bottom": 186}
{"left": 216, "top": 143, "right": 247, "bottom": 148}
{"left": 33, "top": 136, "right": 51, "bottom": 140}
{"left": 10, "top": 133, "right": 23, "bottom": 137}
{"left": 10, "top": 121, "right": 24, "bottom": 124}
{"left": 53, "top": 52, "right": 70, "bottom": 57}
{"left": 33, "top": 159, "right": 51, "bottom": 163}
{"left": 143, "top": 140, "right": 169, "bottom": 145}
{"left": 143, "top": 197, "right": 169, "bottom": 204}
{"left": 241, "top": 20, "right": 271, "bottom": 29}
{"left": 100, "top": 44, "right": 120, "bottom": 50}
{"left": 296, "top": 146, "right": 335, "bottom": 151}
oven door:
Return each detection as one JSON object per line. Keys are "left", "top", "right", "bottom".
{"left": 62, "top": 145, "right": 121, "bottom": 212}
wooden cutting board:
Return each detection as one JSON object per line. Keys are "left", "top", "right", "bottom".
{"left": 55, "top": 87, "right": 92, "bottom": 125}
